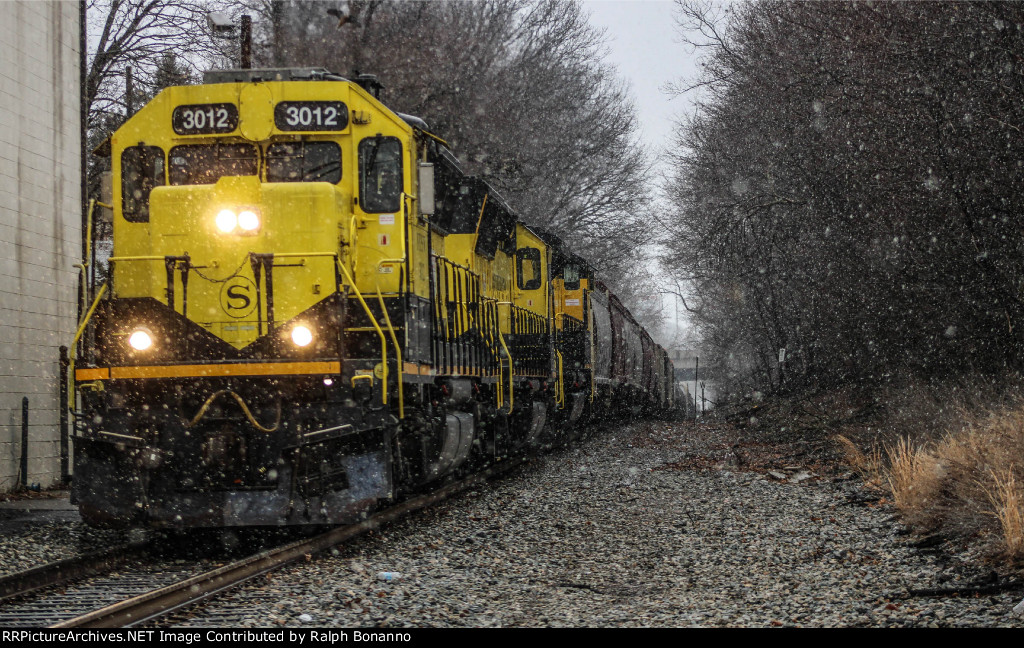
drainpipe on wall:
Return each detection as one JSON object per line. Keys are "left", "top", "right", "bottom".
{"left": 20, "top": 397, "right": 28, "bottom": 490}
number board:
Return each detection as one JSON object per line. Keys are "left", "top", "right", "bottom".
{"left": 274, "top": 101, "right": 349, "bottom": 131}
{"left": 172, "top": 104, "right": 238, "bottom": 135}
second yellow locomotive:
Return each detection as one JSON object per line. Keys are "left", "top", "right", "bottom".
{"left": 72, "top": 67, "right": 676, "bottom": 528}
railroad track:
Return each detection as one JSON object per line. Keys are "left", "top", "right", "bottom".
{"left": 0, "top": 457, "right": 525, "bottom": 628}
{"left": 0, "top": 542, "right": 149, "bottom": 605}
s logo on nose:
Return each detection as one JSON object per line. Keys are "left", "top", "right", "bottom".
{"left": 220, "top": 276, "right": 257, "bottom": 318}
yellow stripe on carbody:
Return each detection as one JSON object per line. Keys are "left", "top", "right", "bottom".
{"left": 402, "top": 362, "right": 434, "bottom": 376}
{"left": 76, "top": 361, "right": 340, "bottom": 381}
{"left": 75, "top": 368, "right": 110, "bottom": 381}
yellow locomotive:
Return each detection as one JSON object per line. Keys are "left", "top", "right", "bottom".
{"left": 72, "top": 68, "right": 677, "bottom": 528}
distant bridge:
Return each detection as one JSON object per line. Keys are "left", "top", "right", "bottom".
{"left": 674, "top": 367, "right": 717, "bottom": 382}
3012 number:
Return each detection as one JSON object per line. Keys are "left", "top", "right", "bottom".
{"left": 275, "top": 101, "right": 349, "bottom": 131}
{"left": 172, "top": 104, "right": 238, "bottom": 134}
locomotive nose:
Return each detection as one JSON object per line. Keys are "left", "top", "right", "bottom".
{"left": 144, "top": 175, "right": 351, "bottom": 350}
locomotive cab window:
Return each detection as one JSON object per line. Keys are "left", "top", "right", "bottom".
{"left": 563, "top": 265, "right": 581, "bottom": 290}
{"left": 517, "top": 247, "right": 542, "bottom": 291}
{"left": 169, "top": 143, "right": 258, "bottom": 185}
{"left": 359, "top": 136, "right": 402, "bottom": 213}
{"left": 267, "top": 141, "right": 341, "bottom": 183}
{"left": 121, "top": 145, "right": 165, "bottom": 223}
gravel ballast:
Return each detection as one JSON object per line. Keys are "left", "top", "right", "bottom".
{"left": 158, "top": 420, "right": 1024, "bottom": 628}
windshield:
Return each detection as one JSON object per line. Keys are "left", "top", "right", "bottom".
{"left": 266, "top": 141, "right": 341, "bottom": 183}
{"left": 169, "top": 143, "right": 258, "bottom": 185}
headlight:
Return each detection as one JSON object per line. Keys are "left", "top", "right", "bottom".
{"left": 215, "top": 208, "right": 261, "bottom": 234}
{"left": 216, "top": 209, "right": 237, "bottom": 233}
{"left": 128, "top": 329, "right": 153, "bottom": 351}
{"left": 291, "top": 325, "right": 313, "bottom": 347}
{"left": 237, "top": 210, "right": 260, "bottom": 231}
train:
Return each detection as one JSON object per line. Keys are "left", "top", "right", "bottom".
{"left": 71, "top": 67, "right": 679, "bottom": 529}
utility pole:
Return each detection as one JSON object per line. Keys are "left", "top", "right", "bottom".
{"left": 693, "top": 356, "right": 699, "bottom": 424}
{"left": 240, "top": 15, "right": 252, "bottom": 69}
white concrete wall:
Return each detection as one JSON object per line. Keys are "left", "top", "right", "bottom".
{"left": 0, "top": 1, "right": 82, "bottom": 491}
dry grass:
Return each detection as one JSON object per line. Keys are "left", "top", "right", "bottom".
{"left": 985, "top": 471, "right": 1024, "bottom": 560}
{"left": 834, "top": 434, "right": 885, "bottom": 490}
{"left": 825, "top": 375, "right": 1024, "bottom": 566}
{"left": 882, "top": 403, "right": 1024, "bottom": 563}
{"left": 884, "top": 437, "right": 943, "bottom": 527}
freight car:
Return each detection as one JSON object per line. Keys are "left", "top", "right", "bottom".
{"left": 70, "top": 67, "right": 677, "bottom": 529}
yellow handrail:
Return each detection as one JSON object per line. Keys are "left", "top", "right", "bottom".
{"left": 555, "top": 350, "right": 565, "bottom": 410}
{"left": 69, "top": 282, "right": 108, "bottom": 410}
{"left": 492, "top": 312, "right": 503, "bottom": 410}
{"left": 495, "top": 301, "right": 515, "bottom": 412}
{"left": 187, "top": 390, "right": 281, "bottom": 432}
{"left": 589, "top": 304, "right": 596, "bottom": 403}
{"left": 336, "top": 258, "right": 387, "bottom": 405}
{"left": 108, "top": 255, "right": 172, "bottom": 263}
{"left": 497, "top": 330, "right": 513, "bottom": 413}
{"left": 75, "top": 199, "right": 98, "bottom": 317}
{"left": 271, "top": 252, "right": 337, "bottom": 259}
{"left": 348, "top": 214, "right": 360, "bottom": 272}
{"left": 495, "top": 351, "right": 503, "bottom": 411}
{"left": 376, "top": 287, "right": 404, "bottom": 419}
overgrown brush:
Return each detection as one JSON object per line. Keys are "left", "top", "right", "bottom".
{"left": 860, "top": 405, "right": 1024, "bottom": 564}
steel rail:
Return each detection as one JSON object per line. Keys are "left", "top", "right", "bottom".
{"left": 54, "top": 457, "right": 528, "bottom": 628}
{"left": 0, "top": 542, "right": 149, "bottom": 604}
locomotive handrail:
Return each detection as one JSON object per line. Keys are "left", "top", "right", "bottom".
{"left": 272, "top": 252, "right": 337, "bottom": 259}
{"left": 69, "top": 282, "right": 108, "bottom": 411}
{"left": 186, "top": 389, "right": 281, "bottom": 433}
{"left": 76, "top": 199, "right": 107, "bottom": 324}
{"left": 555, "top": 350, "right": 565, "bottom": 410}
{"left": 335, "top": 257, "right": 388, "bottom": 406}
{"left": 494, "top": 301, "right": 514, "bottom": 412}
{"left": 479, "top": 297, "right": 503, "bottom": 408}
{"left": 376, "top": 287, "right": 404, "bottom": 419}
{"left": 349, "top": 213, "right": 359, "bottom": 270}
{"left": 107, "top": 255, "right": 171, "bottom": 262}
{"left": 498, "top": 330, "right": 513, "bottom": 412}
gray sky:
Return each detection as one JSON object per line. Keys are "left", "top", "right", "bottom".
{"left": 583, "top": 0, "right": 702, "bottom": 348}
{"left": 583, "top": 0, "right": 700, "bottom": 172}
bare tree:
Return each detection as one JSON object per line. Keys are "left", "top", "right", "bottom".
{"left": 86, "top": 0, "right": 225, "bottom": 131}
{"left": 267, "top": 0, "right": 654, "bottom": 311}
{"left": 664, "top": 1, "right": 1024, "bottom": 398}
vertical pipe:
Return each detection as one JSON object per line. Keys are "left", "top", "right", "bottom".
{"left": 694, "top": 356, "right": 699, "bottom": 424}
{"left": 125, "top": 66, "right": 133, "bottom": 116}
{"left": 265, "top": 256, "right": 275, "bottom": 330}
{"left": 270, "top": 0, "right": 284, "bottom": 66}
{"left": 20, "top": 398, "right": 29, "bottom": 489}
{"left": 165, "top": 257, "right": 175, "bottom": 312}
{"left": 240, "top": 15, "right": 252, "bottom": 69}
{"left": 79, "top": 0, "right": 87, "bottom": 288}
{"left": 59, "top": 346, "right": 69, "bottom": 483}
